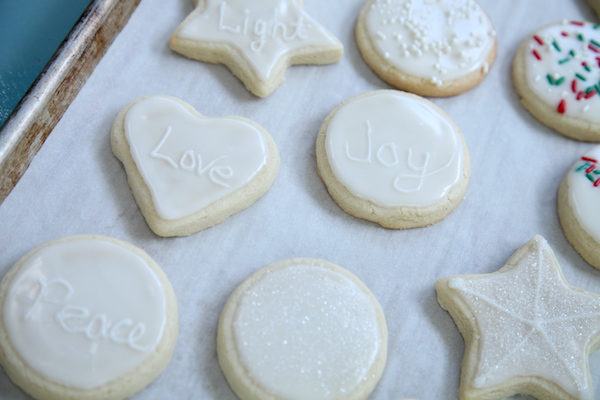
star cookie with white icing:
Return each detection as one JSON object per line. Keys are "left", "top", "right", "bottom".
{"left": 170, "top": 0, "right": 343, "bottom": 97}
{"left": 436, "top": 235, "right": 600, "bottom": 400}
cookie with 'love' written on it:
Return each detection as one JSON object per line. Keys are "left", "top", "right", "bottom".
{"left": 316, "top": 90, "right": 470, "bottom": 229}
{"left": 170, "top": 0, "right": 343, "bottom": 97}
{"left": 0, "top": 235, "right": 178, "bottom": 400}
{"left": 513, "top": 20, "right": 600, "bottom": 141}
{"left": 111, "top": 95, "right": 279, "bottom": 237}
{"left": 355, "top": 0, "right": 497, "bottom": 97}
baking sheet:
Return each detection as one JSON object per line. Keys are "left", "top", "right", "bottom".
{"left": 1, "top": 0, "right": 599, "bottom": 399}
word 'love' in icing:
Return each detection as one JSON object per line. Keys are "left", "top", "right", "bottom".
{"left": 25, "top": 277, "right": 149, "bottom": 352}
{"left": 151, "top": 126, "right": 233, "bottom": 187}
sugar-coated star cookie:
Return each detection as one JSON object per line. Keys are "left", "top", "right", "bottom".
{"left": 436, "top": 235, "right": 600, "bottom": 400}
{"left": 217, "top": 258, "right": 387, "bottom": 400}
{"left": 111, "top": 95, "right": 279, "bottom": 237}
{"left": 316, "top": 90, "right": 470, "bottom": 229}
{"left": 558, "top": 145, "right": 600, "bottom": 269}
{"left": 355, "top": 0, "right": 497, "bottom": 97}
{"left": 0, "top": 235, "right": 178, "bottom": 400}
{"left": 513, "top": 20, "right": 600, "bottom": 141}
{"left": 170, "top": 0, "right": 343, "bottom": 97}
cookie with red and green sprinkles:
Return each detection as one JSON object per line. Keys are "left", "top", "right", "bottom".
{"left": 513, "top": 20, "right": 600, "bottom": 141}
{"left": 558, "top": 145, "right": 600, "bottom": 269}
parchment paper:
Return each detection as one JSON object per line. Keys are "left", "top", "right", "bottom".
{"left": 1, "top": 0, "right": 599, "bottom": 399}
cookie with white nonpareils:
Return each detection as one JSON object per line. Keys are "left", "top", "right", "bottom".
{"left": 355, "top": 0, "right": 497, "bottom": 97}
{"left": 558, "top": 145, "right": 600, "bottom": 269}
{"left": 316, "top": 90, "right": 470, "bottom": 229}
{"left": 436, "top": 236, "right": 600, "bottom": 400}
{"left": 0, "top": 235, "right": 178, "bottom": 400}
{"left": 170, "top": 0, "right": 343, "bottom": 97}
{"left": 111, "top": 96, "right": 279, "bottom": 237}
{"left": 513, "top": 20, "right": 600, "bottom": 141}
{"left": 217, "top": 258, "right": 387, "bottom": 400}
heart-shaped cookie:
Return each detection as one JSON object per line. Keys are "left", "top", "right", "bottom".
{"left": 111, "top": 96, "right": 279, "bottom": 236}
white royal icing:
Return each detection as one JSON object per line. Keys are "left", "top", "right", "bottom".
{"left": 3, "top": 238, "right": 167, "bottom": 389}
{"left": 525, "top": 21, "right": 600, "bottom": 121}
{"left": 325, "top": 92, "right": 464, "bottom": 208}
{"left": 567, "top": 145, "right": 600, "bottom": 243}
{"left": 364, "top": 0, "right": 496, "bottom": 85}
{"left": 176, "top": 0, "right": 341, "bottom": 81}
{"left": 124, "top": 96, "right": 268, "bottom": 220}
{"left": 233, "top": 264, "right": 383, "bottom": 400}
{"left": 448, "top": 236, "right": 600, "bottom": 400}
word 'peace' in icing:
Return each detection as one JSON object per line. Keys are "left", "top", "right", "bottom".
{"left": 25, "top": 277, "right": 149, "bottom": 352}
{"left": 151, "top": 126, "right": 233, "bottom": 187}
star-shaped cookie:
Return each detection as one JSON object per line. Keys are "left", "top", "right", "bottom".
{"left": 436, "top": 235, "right": 600, "bottom": 400}
{"left": 170, "top": 0, "right": 343, "bottom": 97}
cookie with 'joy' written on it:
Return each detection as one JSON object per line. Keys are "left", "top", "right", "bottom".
{"left": 558, "top": 145, "right": 600, "bottom": 270}
{"left": 111, "top": 95, "right": 280, "bottom": 237}
{"left": 513, "top": 20, "right": 600, "bottom": 141}
{"left": 355, "top": 0, "right": 497, "bottom": 97}
{"left": 217, "top": 258, "right": 387, "bottom": 400}
{"left": 169, "top": 0, "right": 343, "bottom": 97}
{"left": 0, "top": 235, "right": 178, "bottom": 400}
{"left": 437, "top": 235, "right": 600, "bottom": 400}
{"left": 316, "top": 90, "right": 470, "bottom": 229}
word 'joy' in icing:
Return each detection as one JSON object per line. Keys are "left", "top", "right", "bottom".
{"left": 326, "top": 92, "right": 464, "bottom": 208}
{"left": 526, "top": 21, "right": 600, "bottom": 120}
{"left": 364, "top": 0, "right": 496, "bottom": 85}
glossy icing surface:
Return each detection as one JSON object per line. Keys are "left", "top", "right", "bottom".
{"left": 3, "top": 238, "right": 167, "bottom": 389}
{"left": 567, "top": 145, "right": 600, "bottom": 242}
{"left": 448, "top": 236, "right": 600, "bottom": 400}
{"left": 176, "top": 0, "right": 341, "bottom": 81}
{"left": 125, "top": 96, "right": 268, "bottom": 220}
{"left": 364, "top": 0, "right": 496, "bottom": 85}
{"left": 525, "top": 21, "right": 600, "bottom": 120}
{"left": 233, "top": 264, "right": 383, "bottom": 400}
{"left": 325, "top": 92, "right": 464, "bottom": 208}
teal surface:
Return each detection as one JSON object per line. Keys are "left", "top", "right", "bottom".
{"left": 0, "top": 0, "right": 93, "bottom": 128}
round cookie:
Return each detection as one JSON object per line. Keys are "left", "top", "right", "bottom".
{"left": 217, "top": 258, "right": 387, "bottom": 400}
{"left": 513, "top": 20, "right": 600, "bottom": 141}
{"left": 0, "top": 235, "right": 178, "bottom": 400}
{"left": 558, "top": 145, "right": 600, "bottom": 269}
{"left": 111, "top": 95, "right": 280, "bottom": 237}
{"left": 355, "top": 0, "right": 497, "bottom": 97}
{"left": 316, "top": 90, "right": 470, "bottom": 229}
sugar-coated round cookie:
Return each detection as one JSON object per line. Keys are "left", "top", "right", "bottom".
{"left": 558, "top": 145, "right": 600, "bottom": 269}
{"left": 513, "top": 20, "right": 600, "bottom": 141}
{"left": 355, "top": 0, "right": 497, "bottom": 97}
{"left": 111, "top": 95, "right": 280, "bottom": 237}
{"left": 316, "top": 90, "right": 470, "bottom": 229}
{"left": 0, "top": 235, "right": 178, "bottom": 400}
{"left": 217, "top": 258, "right": 387, "bottom": 400}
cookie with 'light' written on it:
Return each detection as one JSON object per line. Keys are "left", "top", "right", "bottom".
{"left": 558, "top": 145, "right": 600, "bottom": 270}
{"left": 355, "top": 0, "right": 497, "bottom": 97}
{"left": 513, "top": 20, "right": 600, "bottom": 141}
{"left": 0, "top": 235, "right": 178, "bottom": 400}
{"left": 169, "top": 0, "right": 343, "bottom": 97}
{"left": 111, "top": 95, "right": 279, "bottom": 237}
{"left": 437, "top": 235, "right": 600, "bottom": 400}
{"left": 316, "top": 90, "right": 470, "bottom": 229}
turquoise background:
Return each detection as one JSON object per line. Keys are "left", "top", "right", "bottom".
{"left": 0, "top": 0, "right": 93, "bottom": 128}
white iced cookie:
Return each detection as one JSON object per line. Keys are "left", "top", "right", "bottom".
{"left": 513, "top": 20, "right": 600, "bottom": 141}
{"left": 0, "top": 235, "right": 178, "bottom": 400}
{"left": 217, "top": 258, "right": 387, "bottom": 400}
{"left": 436, "top": 235, "right": 600, "bottom": 400}
{"left": 170, "top": 0, "right": 343, "bottom": 97}
{"left": 111, "top": 95, "right": 279, "bottom": 237}
{"left": 558, "top": 145, "right": 600, "bottom": 269}
{"left": 355, "top": 0, "right": 497, "bottom": 97}
{"left": 316, "top": 90, "right": 470, "bottom": 229}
